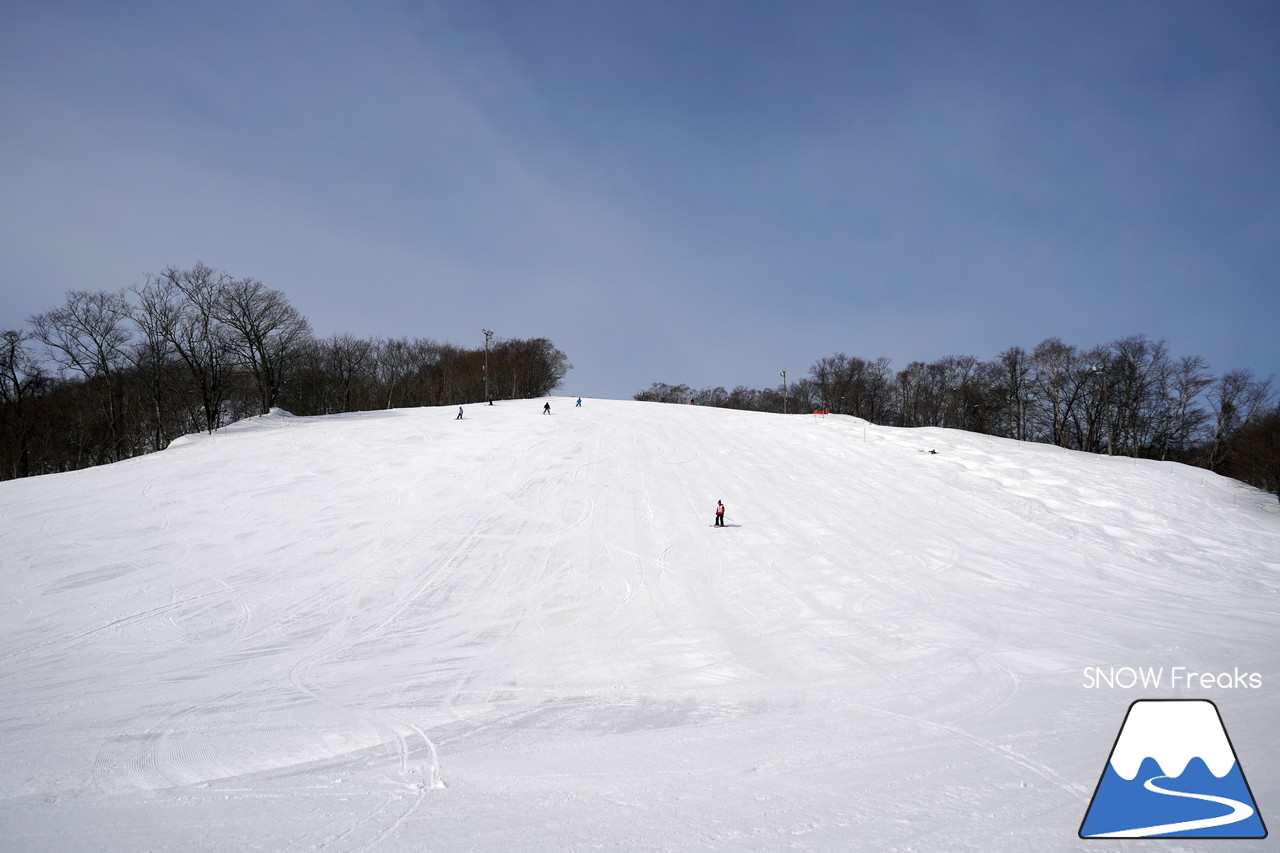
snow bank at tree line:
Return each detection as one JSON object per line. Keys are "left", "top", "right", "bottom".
{"left": 1, "top": 397, "right": 1276, "bottom": 851}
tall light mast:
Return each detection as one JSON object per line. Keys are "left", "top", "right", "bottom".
{"left": 483, "top": 329, "right": 493, "bottom": 402}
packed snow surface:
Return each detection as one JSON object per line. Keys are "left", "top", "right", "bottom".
{"left": 1, "top": 398, "right": 1276, "bottom": 851}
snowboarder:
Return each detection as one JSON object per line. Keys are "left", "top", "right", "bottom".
{"left": 543, "top": 402, "right": 551, "bottom": 415}
{"left": 714, "top": 500, "right": 725, "bottom": 527}
{"left": 456, "top": 407, "right": 464, "bottom": 420}
{"left": 576, "top": 397, "right": 582, "bottom": 407}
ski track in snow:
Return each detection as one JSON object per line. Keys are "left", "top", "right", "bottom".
{"left": 1, "top": 398, "right": 1277, "bottom": 851}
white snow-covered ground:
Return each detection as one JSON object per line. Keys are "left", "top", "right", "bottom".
{"left": 1, "top": 397, "right": 1276, "bottom": 851}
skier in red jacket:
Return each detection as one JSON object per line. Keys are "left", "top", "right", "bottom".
{"left": 714, "top": 500, "right": 725, "bottom": 527}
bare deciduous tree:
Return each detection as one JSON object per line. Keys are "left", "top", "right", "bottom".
{"left": 156, "top": 263, "right": 237, "bottom": 434}
{"left": 1156, "top": 354, "right": 1213, "bottom": 461}
{"left": 995, "top": 346, "right": 1033, "bottom": 441}
{"left": 0, "top": 329, "right": 47, "bottom": 477}
{"left": 1226, "top": 405, "right": 1280, "bottom": 503}
{"left": 1207, "top": 368, "right": 1275, "bottom": 471}
{"left": 213, "top": 278, "right": 312, "bottom": 414}
{"left": 29, "top": 289, "right": 134, "bottom": 461}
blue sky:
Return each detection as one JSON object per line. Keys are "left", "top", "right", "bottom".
{"left": 3, "top": 0, "right": 1277, "bottom": 399}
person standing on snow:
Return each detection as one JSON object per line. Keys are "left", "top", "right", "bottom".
{"left": 714, "top": 500, "right": 726, "bottom": 527}
{"left": 543, "top": 401, "right": 552, "bottom": 415}
{"left": 456, "top": 406, "right": 464, "bottom": 420}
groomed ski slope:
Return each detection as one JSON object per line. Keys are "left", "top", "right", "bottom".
{"left": 1, "top": 397, "right": 1276, "bottom": 851}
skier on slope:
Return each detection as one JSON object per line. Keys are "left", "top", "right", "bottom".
{"left": 714, "top": 500, "right": 725, "bottom": 527}
{"left": 543, "top": 401, "right": 552, "bottom": 415}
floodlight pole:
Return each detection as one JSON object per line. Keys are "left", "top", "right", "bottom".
{"left": 1090, "top": 363, "right": 1112, "bottom": 456}
{"left": 779, "top": 369, "right": 788, "bottom": 414}
{"left": 483, "top": 329, "right": 493, "bottom": 403}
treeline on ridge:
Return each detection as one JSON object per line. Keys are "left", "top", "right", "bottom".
{"left": 1, "top": 263, "right": 570, "bottom": 479}
{"left": 635, "top": 341, "right": 1280, "bottom": 501}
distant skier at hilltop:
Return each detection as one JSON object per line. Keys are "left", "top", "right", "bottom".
{"left": 543, "top": 401, "right": 551, "bottom": 415}
{"left": 714, "top": 500, "right": 725, "bottom": 527}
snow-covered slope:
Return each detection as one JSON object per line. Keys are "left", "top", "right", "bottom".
{"left": 1, "top": 398, "right": 1276, "bottom": 851}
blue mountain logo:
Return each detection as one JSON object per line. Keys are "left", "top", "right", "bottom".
{"left": 1080, "top": 699, "right": 1266, "bottom": 838}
